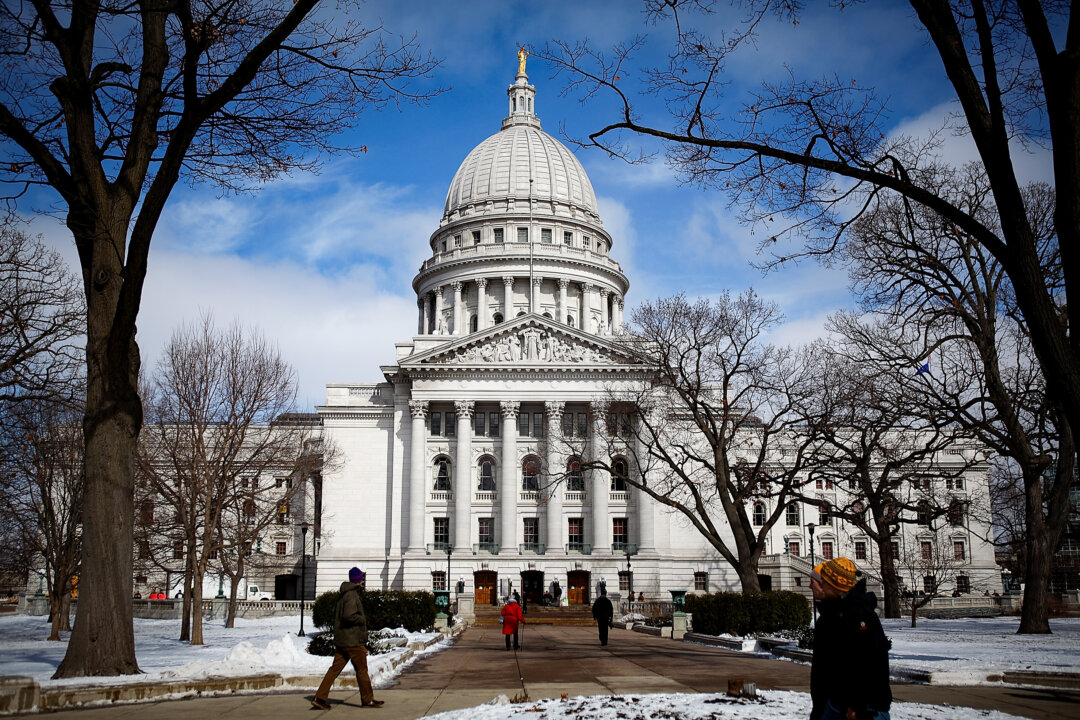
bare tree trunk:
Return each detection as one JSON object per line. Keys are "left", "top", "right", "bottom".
{"left": 190, "top": 568, "right": 205, "bottom": 646}
{"left": 47, "top": 569, "right": 65, "bottom": 641}
{"left": 59, "top": 592, "right": 72, "bottom": 632}
{"left": 1019, "top": 468, "right": 1052, "bottom": 634}
{"left": 876, "top": 533, "right": 902, "bottom": 619}
{"left": 735, "top": 563, "right": 762, "bottom": 594}
{"left": 179, "top": 557, "right": 194, "bottom": 641}
{"left": 226, "top": 574, "right": 243, "bottom": 628}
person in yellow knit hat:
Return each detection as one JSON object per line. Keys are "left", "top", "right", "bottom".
{"left": 809, "top": 557, "right": 891, "bottom": 720}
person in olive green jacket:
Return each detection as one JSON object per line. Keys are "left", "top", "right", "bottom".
{"left": 312, "top": 568, "right": 384, "bottom": 710}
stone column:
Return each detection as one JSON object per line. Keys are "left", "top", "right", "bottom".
{"left": 581, "top": 283, "right": 594, "bottom": 334}
{"left": 476, "top": 278, "right": 488, "bottom": 331}
{"left": 423, "top": 293, "right": 432, "bottom": 334}
{"left": 599, "top": 289, "right": 610, "bottom": 336}
{"left": 532, "top": 277, "right": 542, "bottom": 315}
{"left": 417, "top": 298, "right": 424, "bottom": 335}
{"left": 452, "top": 281, "right": 463, "bottom": 336}
{"left": 433, "top": 286, "right": 445, "bottom": 334}
{"left": 636, "top": 412, "right": 655, "bottom": 551}
{"left": 590, "top": 407, "right": 610, "bottom": 553}
{"left": 408, "top": 400, "right": 428, "bottom": 552}
{"left": 500, "top": 401, "right": 520, "bottom": 552}
{"left": 454, "top": 400, "right": 474, "bottom": 552}
{"left": 558, "top": 279, "right": 569, "bottom": 325}
{"left": 503, "top": 276, "right": 515, "bottom": 321}
{"left": 615, "top": 297, "right": 624, "bottom": 332}
{"left": 545, "top": 401, "right": 565, "bottom": 554}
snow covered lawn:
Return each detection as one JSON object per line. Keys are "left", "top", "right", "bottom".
{"left": 0, "top": 613, "right": 447, "bottom": 689}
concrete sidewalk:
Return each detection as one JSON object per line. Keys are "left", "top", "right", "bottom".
{"left": 16, "top": 624, "right": 1080, "bottom": 719}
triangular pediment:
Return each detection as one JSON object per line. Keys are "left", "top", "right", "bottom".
{"left": 403, "top": 314, "right": 639, "bottom": 368}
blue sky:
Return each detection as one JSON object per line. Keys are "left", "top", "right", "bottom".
{"left": 26, "top": 0, "right": 1053, "bottom": 408}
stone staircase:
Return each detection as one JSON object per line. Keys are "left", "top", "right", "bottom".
{"left": 473, "top": 603, "right": 595, "bottom": 626}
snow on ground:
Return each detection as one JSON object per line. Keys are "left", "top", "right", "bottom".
{"left": 425, "top": 691, "right": 1026, "bottom": 720}
{"left": 0, "top": 613, "right": 448, "bottom": 689}
{"left": 1, "top": 614, "right": 1077, "bottom": 719}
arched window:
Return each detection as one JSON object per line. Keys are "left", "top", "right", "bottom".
{"left": 478, "top": 456, "right": 496, "bottom": 491}
{"left": 567, "top": 314, "right": 575, "bottom": 327}
{"left": 433, "top": 456, "right": 452, "bottom": 491}
{"left": 786, "top": 503, "right": 800, "bottom": 526}
{"left": 493, "top": 312, "right": 504, "bottom": 324}
{"left": 753, "top": 502, "right": 766, "bottom": 526}
{"left": 517, "top": 310, "right": 526, "bottom": 317}
{"left": 610, "top": 457, "right": 628, "bottom": 492}
{"left": 470, "top": 315, "right": 478, "bottom": 333}
{"left": 543, "top": 311, "right": 552, "bottom": 319}
{"left": 567, "top": 457, "right": 584, "bottom": 491}
{"left": 522, "top": 455, "right": 541, "bottom": 491}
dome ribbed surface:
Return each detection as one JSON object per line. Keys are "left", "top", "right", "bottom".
{"left": 443, "top": 125, "right": 598, "bottom": 217}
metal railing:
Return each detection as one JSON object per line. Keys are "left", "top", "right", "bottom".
{"left": 612, "top": 542, "right": 638, "bottom": 554}
{"left": 519, "top": 542, "right": 546, "bottom": 554}
{"left": 426, "top": 542, "right": 450, "bottom": 555}
{"left": 566, "top": 542, "right": 593, "bottom": 555}
{"left": 472, "top": 542, "right": 500, "bottom": 554}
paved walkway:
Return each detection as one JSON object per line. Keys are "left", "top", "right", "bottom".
{"left": 32, "top": 624, "right": 1080, "bottom": 719}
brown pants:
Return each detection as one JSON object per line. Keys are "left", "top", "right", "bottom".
{"left": 315, "top": 645, "right": 374, "bottom": 704}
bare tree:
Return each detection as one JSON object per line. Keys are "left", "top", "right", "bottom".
{"left": 572, "top": 292, "right": 817, "bottom": 592}
{"left": 137, "top": 313, "right": 313, "bottom": 645}
{"left": 828, "top": 165, "right": 1070, "bottom": 632}
{"left": 897, "top": 523, "right": 976, "bottom": 628}
{"left": 0, "top": 397, "right": 84, "bottom": 640}
{"left": 0, "top": 1, "right": 439, "bottom": 677}
{"left": 537, "top": 2, "right": 1078, "bottom": 505}
{"left": 0, "top": 224, "right": 83, "bottom": 424}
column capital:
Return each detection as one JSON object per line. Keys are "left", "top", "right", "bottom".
{"left": 599, "top": 288, "right": 610, "bottom": 298}
{"left": 451, "top": 280, "right": 463, "bottom": 292}
{"left": 476, "top": 277, "right": 488, "bottom": 289}
{"left": 544, "top": 401, "right": 565, "bottom": 418}
{"left": 409, "top": 399, "right": 428, "bottom": 418}
{"left": 500, "top": 400, "right": 520, "bottom": 418}
{"left": 532, "top": 276, "right": 543, "bottom": 287}
{"left": 503, "top": 275, "right": 515, "bottom": 287}
{"left": 454, "top": 399, "right": 475, "bottom": 418}
{"left": 582, "top": 282, "right": 595, "bottom": 292}
{"left": 558, "top": 278, "right": 569, "bottom": 290}
{"left": 616, "top": 296, "right": 624, "bottom": 309}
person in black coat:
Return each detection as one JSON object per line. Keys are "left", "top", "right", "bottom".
{"left": 809, "top": 558, "right": 891, "bottom": 720}
{"left": 591, "top": 586, "right": 614, "bottom": 646}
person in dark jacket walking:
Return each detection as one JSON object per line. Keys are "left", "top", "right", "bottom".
{"left": 312, "top": 568, "right": 384, "bottom": 710}
{"left": 591, "top": 586, "right": 614, "bottom": 646}
{"left": 809, "top": 558, "right": 891, "bottom": 720}
{"left": 500, "top": 596, "right": 524, "bottom": 650}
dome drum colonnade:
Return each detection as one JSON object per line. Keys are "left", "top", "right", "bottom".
{"left": 412, "top": 70, "right": 628, "bottom": 339}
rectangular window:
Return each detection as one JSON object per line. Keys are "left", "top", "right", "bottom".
{"left": 788, "top": 540, "right": 801, "bottom": 557}
{"left": 855, "top": 541, "right": 867, "bottom": 560}
{"left": 612, "top": 518, "right": 628, "bottom": 547}
{"left": 541, "top": 228, "right": 552, "bottom": 243}
{"left": 954, "top": 541, "right": 966, "bottom": 561}
{"left": 619, "top": 413, "right": 632, "bottom": 437}
{"left": 517, "top": 227, "right": 529, "bottom": 243}
{"left": 434, "top": 517, "right": 450, "bottom": 546}
{"left": 432, "top": 571, "right": 447, "bottom": 591}
{"left": 523, "top": 517, "right": 539, "bottom": 545}
{"left": 946, "top": 477, "right": 965, "bottom": 490}
{"left": 445, "top": 412, "right": 456, "bottom": 437}
{"left": 848, "top": 478, "right": 857, "bottom": 491}
{"left": 786, "top": 504, "right": 800, "bottom": 526}
{"left": 568, "top": 517, "right": 584, "bottom": 545}
{"left": 454, "top": 234, "right": 462, "bottom": 247}
{"left": 533, "top": 412, "right": 544, "bottom": 437}
{"left": 475, "top": 411, "right": 486, "bottom": 436}
{"left": 563, "top": 231, "right": 573, "bottom": 246}
{"left": 494, "top": 228, "right": 504, "bottom": 243}
{"left": 816, "top": 478, "right": 823, "bottom": 490}
{"left": 562, "top": 412, "right": 574, "bottom": 436}
{"left": 173, "top": 540, "right": 184, "bottom": 560}
{"left": 518, "top": 412, "right": 529, "bottom": 437}
{"left": 138, "top": 539, "right": 150, "bottom": 559}
{"left": 923, "top": 575, "right": 937, "bottom": 594}
{"left": 619, "top": 571, "right": 631, "bottom": 592}
{"left": 921, "top": 541, "right": 932, "bottom": 560}
{"left": 821, "top": 541, "right": 834, "bottom": 560}
{"left": 478, "top": 517, "right": 494, "bottom": 544}
{"left": 430, "top": 412, "right": 442, "bottom": 436}
{"left": 819, "top": 506, "right": 831, "bottom": 526}
{"left": 576, "top": 412, "right": 588, "bottom": 438}
{"left": 891, "top": 541, "right": 900, "bottom": 561}
{"left": 956, "top": 575, "right": 971, "bottom": 594}
{"left": 277, "top": 502, "right": 289, "bottom": 524}
{"left": 583, "top": 235, "right": 591, "bottom": 249}
{"left": 694, "top": 572, "right": 708, "bottom": 591}
{"left": 489, "top": 412, "right": 500, "bottom": 437}
{"left": 472, "top": 230, "right": 481, "bottom": 245}
{"left": 276, "top": 541, "right": 287, "bottom": 555}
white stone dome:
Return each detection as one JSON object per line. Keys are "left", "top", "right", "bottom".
{"left": 443, "top": 124, "right": 599, "bottom": 219}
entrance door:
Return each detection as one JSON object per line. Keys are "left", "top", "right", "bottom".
{"left": 474, "top": 570, "right": 498, "bottom": 605}
{"left": 520, "top": 570, "right": 544, "bottom": 606}
{"left": 567, "top": 570, "right": 590, "bottom": 605}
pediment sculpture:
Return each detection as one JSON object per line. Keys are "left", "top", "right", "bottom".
{"left": 432, "top": 327, "right": 618, "bottom": 365}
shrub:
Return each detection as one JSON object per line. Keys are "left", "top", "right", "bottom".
{"left": 685, "top": 590, "right": 811, "bottom": 636}
{"left": 311, "top": 589, "right": 437, "bottom": 633}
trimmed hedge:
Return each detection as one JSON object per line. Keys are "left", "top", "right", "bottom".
{"left": 686, "top": 590, "right": 811, "bottom": 636}
{"left": 312, "top": 589, "right": 437, "bottom": 633}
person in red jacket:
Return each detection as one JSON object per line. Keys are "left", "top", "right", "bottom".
{"left": 500, "top": 596, "right": 524, "bottom": 651}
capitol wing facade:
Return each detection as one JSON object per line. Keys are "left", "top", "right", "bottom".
{"left": 314, "top": 64, "right": 1001, "bottom": 607}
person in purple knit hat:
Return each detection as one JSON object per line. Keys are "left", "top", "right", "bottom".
{"left": 312, "top": 567, "right": 384, "bottom": 710}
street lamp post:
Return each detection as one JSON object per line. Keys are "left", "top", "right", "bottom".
{"left": 446, "top": 545, "right": 453, "bottom": 614}
{"left": 807, "top": 522, "right": 817, "bottom": 620}
{"left": 625, "top": 550, "right": 633, "bottom": 603}
{"left": 298, "top": 521, "right": 310, "bottom": 637}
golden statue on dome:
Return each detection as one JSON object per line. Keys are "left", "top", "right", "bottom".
{"left": 517, "top": 46, "right": 529, "bottom": 75}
